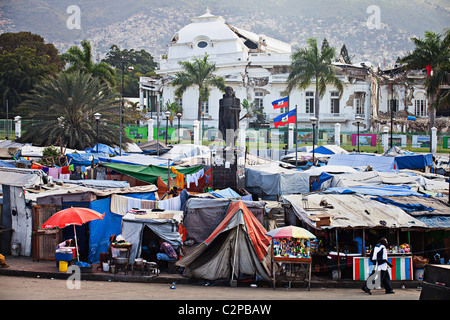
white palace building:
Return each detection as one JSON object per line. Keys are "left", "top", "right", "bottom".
{"left": 139, "top": 10, "right": 432, "bottom": 134}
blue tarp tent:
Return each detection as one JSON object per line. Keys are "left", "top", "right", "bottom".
{"left": 324, "top": 185, "right": 427, "bottom": 197}
{"left": 328, "top": 154, "right": 397, "bottom": 171}
{"left": 209, "top": 188, "right": 241, "bottom": 199}
{"left": 370, "top": 196, "right": 435, "bottom": 213}
{"left": 66, "top": 152, "right": 110, "bottom": 167}
{"left": 394, "top": 154, "right": 433, "bottom": 170}
{"left": 311, "top": 172, "right": 334, "bottom": 191}
{"left": 87, "top": 191, "right": 157, "bottom": 264}
{"left": 85, "top": 143, "right": 126, "bottom": 155}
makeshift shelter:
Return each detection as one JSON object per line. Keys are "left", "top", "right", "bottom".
{"left": 182, "top": 198, "right": 266, "bottom": 244}
{"left": 282, "top": 193, "right": 429, "bottom": 231}
{"left": 101, "top": 163, "right": 203, "bottom": 184}
{"left": 139, "top": 140, "right": 171, "bottom": 155}
{"left": 327, "top": 154, "right": 397, "bottom": 171}
{"left": 245, "top": 163, "right": 310, "bottom": 199}
{"left": 176, "top": 201, "right": 272, "bottom": 282}
{"left": 120, "top": 210, "right": 183, "bottom": 264}
{"left": 99, "top": 154, "right": 169, "bottom": 167}
{"left": 158, "top": 144, "right": 210, "bottom": 162}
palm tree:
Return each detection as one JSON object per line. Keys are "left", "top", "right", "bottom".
{"left": 163, "top": 100, "right": 182, "bottom": 125}
{"left": 400, "top": 30, "right": 450, "bottom": 129}
{"left": 285, "top": 37, "right": 344, "bottom": 137}
{"left": 17, "top": 71, "right": 132, "bottom": 150}
{"left": 172, "top": 53, "right": 225, "bottom": 121}
{"left": 61, "top": 40, "right": 115, "bottom": 86}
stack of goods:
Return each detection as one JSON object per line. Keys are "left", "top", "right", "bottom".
{"left": 273, "top": 238, "right": 311, "bottom": 259}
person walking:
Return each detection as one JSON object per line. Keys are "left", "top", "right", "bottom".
{"left": 362, "top": 237, "right": 395, "bottom": 295}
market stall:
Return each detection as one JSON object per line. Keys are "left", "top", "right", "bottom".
{"left": 353, "top": 244, "right": 413, "bottom": 281}
{"left": 266, "top": 226, "right": 316, "bottom": 290}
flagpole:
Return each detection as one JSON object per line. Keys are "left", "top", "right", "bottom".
{"left": 295, "top": 105, "right": 298, "bottom": 168}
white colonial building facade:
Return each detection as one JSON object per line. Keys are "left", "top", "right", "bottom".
{"left": 139, "top": 10, "right": 434, "bottom": 134}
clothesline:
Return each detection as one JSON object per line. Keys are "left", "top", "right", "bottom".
{"left": 31, "top": 163, "right": 88, "bottom": 180}
{"left": 110, "top": 192, "right": 187, "bottom": 215}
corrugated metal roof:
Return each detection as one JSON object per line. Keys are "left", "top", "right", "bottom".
{"left": 283, "top": 193, "right": 429, "bottom": 229}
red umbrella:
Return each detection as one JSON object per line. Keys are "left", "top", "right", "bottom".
{"left": 42, "top": 207, "right": 105, "bottom": 261}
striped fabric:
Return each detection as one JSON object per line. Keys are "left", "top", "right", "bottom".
{"left": 353, "top": 257, "right": 413, "bottom": 281}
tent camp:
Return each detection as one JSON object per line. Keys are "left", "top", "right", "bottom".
{"left": 176, "top": 201, "right": 272, "bottom": 282}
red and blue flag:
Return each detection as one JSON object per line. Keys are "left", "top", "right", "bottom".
{"left": 272, "top": 96, "right": 289, "bottom": 109}
{"left": 274, "top": 108, "right": 296, "bottom": 128}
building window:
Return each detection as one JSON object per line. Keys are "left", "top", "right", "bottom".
{"left": 355, "top": 97, "right": 364, "bottom": 115}
{"left": 415, "top": 99, "right": 427, "bottom": 117}
{"left": 255, "top": 92, "right": 264, "bottom": 109}
{"left": 197, "top": 41, "right": 208, "bottom": 48}
{"left": 306, "top": 92, "right": 314, "bottom": 114}
{"left": 388, "top": 99, "right": 398, "bottom": 113}
{"left": 330, "top": 92, "right": 340, "bottom": 114}
{"left": 201, "top": 100, "right": 209, "bottom": 114}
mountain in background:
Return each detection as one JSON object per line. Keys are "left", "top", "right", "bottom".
{"left": 1, "top": 0, "right": 449, "bottom": 66}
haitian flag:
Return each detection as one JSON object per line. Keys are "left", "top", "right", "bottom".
{"left": 274, "top": 108, "right": 296, "bottom": 128}
{"left": 272, "top": 96, "right": 289, "bottom": 109}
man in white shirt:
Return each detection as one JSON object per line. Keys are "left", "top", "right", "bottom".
{"left": 373, "top": 237, "right": 395, "bottom": 294}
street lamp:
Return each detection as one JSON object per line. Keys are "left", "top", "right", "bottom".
{"left": 355, "top": 116, "right": 363, "bottom": 153}
{"left": 94, "top": 113, "right": 101, "bottom": 153}
{"left": 177, "top": 113, "right": 182, "bottom": 144}
{"left": 389, "top": 79, "right": 395, "bottom": 149}
{"left": 310, "top": 116, "right": 317, "bottom": 164}
{"left": 201, "top": 111, "right": 205, "bottom": 145}
{"left": 120, "top": 64, "right": 134, "bottom": 156}
{"left": 165, "top": 111, "right": 170, "bottom": 144}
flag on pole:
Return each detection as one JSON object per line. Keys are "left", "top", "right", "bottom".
{"left": 274, "top": 108, "right": 296, "bottom": 128}
{"left": 272, "top": 96, "right": 289, "bottom": 109}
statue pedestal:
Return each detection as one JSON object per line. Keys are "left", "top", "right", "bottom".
{"left": 212, "top": 148, "right": 245, "bottom": 190}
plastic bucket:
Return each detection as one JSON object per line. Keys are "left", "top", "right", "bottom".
{"left": 415, "top": 268, "right": 424, "bottom": 281}
{"left": 103, "top": 262, "right": 110, "bottom": 272}
{"left": 11, "top": 242, "right": 21, "bottom": 256}
{"left": 59, "top": 261, "right": 68, "bottom": 272}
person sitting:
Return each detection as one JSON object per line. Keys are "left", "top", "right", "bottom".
{"left": 99, "top": 235, "right": 116, "bottom": 271}
{"left": 157, "top": 239, "right": 178, "bottom": 262}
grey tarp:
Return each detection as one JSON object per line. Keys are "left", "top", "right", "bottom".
{"left": 183, "top": 198, "right": 266, "bottom": 244}
{"left": 177, "top": 202, "right": 272, "bottom": 282}
{"left": 120, "top": 213, "right": 183, "bottom": 263}
{"left": 245, "top": 164, "right": 310, "bottom": 197}
{"left": 282, "top": 193, "right": 429, "bottom": 230}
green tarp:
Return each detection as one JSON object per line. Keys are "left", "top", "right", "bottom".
{"left": 102, "top": 163, "right": 203, "bottom": 184}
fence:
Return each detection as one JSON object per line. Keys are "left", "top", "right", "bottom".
{"left": 3, "top": 119, "right": 449, "bottom": 154}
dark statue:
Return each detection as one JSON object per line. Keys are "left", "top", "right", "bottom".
{"left": 218, "top": 86, "right": 241, "bottom": 144}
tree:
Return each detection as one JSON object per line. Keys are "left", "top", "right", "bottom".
{"left": 17, "top": 71, "right": 132, "bottom": 150}
{"left": 400, "top": 30, "right": 450, "bottom": 130}
{"left": 61, "top": 40, "right": 115, "bottom": 86}
{"left": 285, "top": 37, "right": 343, "bottom": 138}
{"left": 339, "top": 44, "right": 353, "bottom": 64}
{"left": 0, "top": 32, "right": 64, "bottom": 114}
{"left": 240, "top": 99, "right": 266, "bottom": 127}
{"left": 172, "top": 53, "right": 226, "bottom": 121}
{"left": 102, "top": 45, "right": 157, "bottom": 96}
{"left": 163, "top": 100, "right": 182, "bottom": 125}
